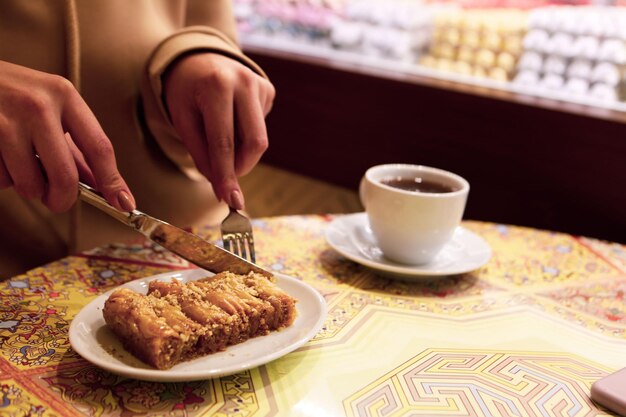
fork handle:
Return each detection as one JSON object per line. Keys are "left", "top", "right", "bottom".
{"left": 78, "top": 182, "right": 137, "bottom": 227}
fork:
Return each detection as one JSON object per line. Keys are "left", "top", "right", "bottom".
{"left": 220, "top": 207, "right": 256, "bottom": 263}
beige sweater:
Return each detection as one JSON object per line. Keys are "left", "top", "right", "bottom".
{"left": 0, "top": 0, "right": 267, "bottom": 276}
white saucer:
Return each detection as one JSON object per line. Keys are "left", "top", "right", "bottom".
{"left": 69, "top": 269, "right": 326, "bottom": 382}
{"left": 325, "top": 213, "right": 492, "bottom": 278}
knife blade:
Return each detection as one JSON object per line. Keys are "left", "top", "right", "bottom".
{"left": 78, "top": 182, "right": 272, "bottom": 278}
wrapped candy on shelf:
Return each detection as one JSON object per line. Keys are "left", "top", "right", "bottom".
{"left": 497, "top": 52, "right": 516, "bottom": 73}
{"left": 590, "top": 83, "right": 619, "bottom": 102}
{"left": 329, "top": 20, "right": 363, "bottom": 49}
{"left": 361, "top": 25, "right": 386, "bottom": 55}
{"left": 457, "top": 45, "right": 475, "bottom": 64}
{"left": 567, "top": 58, "right": 593, "bottom": 80}
{"left": 527, "top": 8, "right": 549, "bottom": 30}
{"left": 503, "top": 33, "right": 524, "bottom": 55}
{"left": 523, "top": 29, "right": 549, "bottom": 51}
{"left": 365, "top": 1, "right": 394, "bottom": 27}
{"left": 482, "top": 31, "right": 503, "bottom": 51}
{"left": 591, "top": 62, "right": 622, "bottom": 87}
{"left": 547, "top": 32, "right": 574, "bottom": 57}
{"left": 453, "top": 60, "right": 473, "bottom": 75}
{"left": 473, "top": 66, "right": 488, "bottom": 78}
{"left": 574, "top": 36, "right": 600, "bottom": 61}
{"left": 598, "top": 39, "right": 626, "bottom": 65}
{"left": 488, "top": 67, "right": 508, "bottom": 81}
{"left": 617, "top": 13, "right": 626, "bottom": 41}
{"left": 540, "top": 73, "right": 565, "bottom": 90}
{"left": 536, "top": 8, "right": 559, "bottom": 32}
{"left": 462, "top": 29, "right": 482, "bottom": 50}
{"left": 543, "top": 55, "right": 567, "bottom": 75}
{"left": 513, "top": 69, "right": 540, "bottom": 86}
{"left": 556, "top": 9, "right": 581, "bottom": 34}
{"left": 343, "top": 0, "right": 367, "bottom": 21}
{"left": 419, "top": 55, "right": 437, "bottom": 69}
{"left": 564, "top": 78, "right": 590, "bottom": 96}
{"left": 518, "top": 51, "right": 543, "bottom": 72}
{"left": 435, "top": 58, "right": 455, "bottom": 72}
{"left": 444, "top": 27, "right": 462, "bottom": 45}
{"left": 476, "top": 48, "right": 496, "bottom": 68}
{"left": 577, "top": 10, "right": 605, "bottom": 38}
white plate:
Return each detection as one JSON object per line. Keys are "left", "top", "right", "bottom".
{"left": 325, "top": 213, "right": 492, "bottom": 279}
{"left": 69, "top": 269, "right": 326, "bottom": 382}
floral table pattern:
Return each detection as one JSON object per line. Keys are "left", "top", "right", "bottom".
{"left": 1, "top": 215, "right": 625, "bottom": 416}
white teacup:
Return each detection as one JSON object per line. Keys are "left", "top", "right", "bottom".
{"left": 359, "top": 164, "right": 469, "bottom": 265}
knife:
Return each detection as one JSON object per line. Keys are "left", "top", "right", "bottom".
{"left": 78, "top": 182, "right": 272, "bottom": 278}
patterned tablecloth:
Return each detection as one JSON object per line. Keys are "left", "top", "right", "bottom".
{"left": 2, "top": 215, "right": 626, "bottom": 417}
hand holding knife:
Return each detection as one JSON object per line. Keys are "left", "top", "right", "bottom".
{"left": 78, "top": 182, "right": 272, "bottom": 278}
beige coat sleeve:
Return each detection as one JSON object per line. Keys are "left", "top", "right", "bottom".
{"left": 141, "top": 1, "right": 267, "bottom": 180}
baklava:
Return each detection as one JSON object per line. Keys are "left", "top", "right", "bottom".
{"left": 103, "top": 271, "right": 297, "bottom": 369}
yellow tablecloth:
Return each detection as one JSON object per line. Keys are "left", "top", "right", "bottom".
{"left": 1, "top": 215, "right": 626, "bottom": 417}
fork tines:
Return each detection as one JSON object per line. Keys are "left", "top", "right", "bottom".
{"left": 223, "top": 231, "right": 256, "bottom": 263}
{"left": 220, "top": 208, "right": 256, "bottom": 264}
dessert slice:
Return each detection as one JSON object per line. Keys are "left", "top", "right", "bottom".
{"left": 103, "top": 272, "right": 297, "bottom": 370}
{"left": 102, "top": 288, "right": 203, "bottom": 370}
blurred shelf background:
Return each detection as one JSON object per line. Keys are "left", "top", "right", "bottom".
{"left": 243, "top": 33, "right": 626, "bottom": 123}
{"left": 238, "top": 2, "right": 626, "bottom": 118}
{"left": 239, "top": 1, "right": 626, "bottom": 243}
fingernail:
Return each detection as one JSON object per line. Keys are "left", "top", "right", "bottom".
{"left": 230, "top": 189, "right": 245, "bottom": 210}
{"left": 117, "top": 190, "right": 135, "bottom": 212}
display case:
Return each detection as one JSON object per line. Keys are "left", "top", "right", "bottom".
{"left": 238, "top": 2, "right": 626, "bottom": 243}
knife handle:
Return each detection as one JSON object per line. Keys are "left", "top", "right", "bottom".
{"left": 78, "top": 182, "right": 137, "bottom": 227}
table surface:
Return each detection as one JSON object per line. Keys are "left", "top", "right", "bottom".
{"left": 2, "top": 214, "right": 626, "bottom": 417}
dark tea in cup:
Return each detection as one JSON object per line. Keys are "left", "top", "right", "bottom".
{"left": 380, "top": 176, "right": 458, "bottom": 193}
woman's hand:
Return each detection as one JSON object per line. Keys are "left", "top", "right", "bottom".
{"left": 0, "top": 60, "right": 135, "bottom": 212}
{"left": 163, "top": 53, "right": 275, "bottom": 210}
